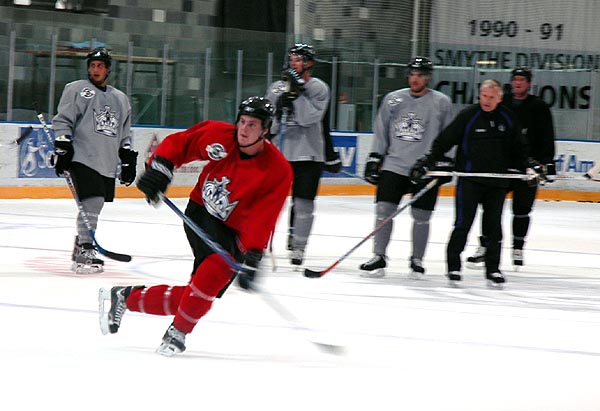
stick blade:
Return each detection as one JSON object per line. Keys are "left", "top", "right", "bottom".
{"left": 314, "top": 342, "right": 345, "bottom": 356}
{"left": 97, "top": 247, "right": 132, "bottom": 262}
{"left": 303, "top": 268, "right": 323, "bottom": 278}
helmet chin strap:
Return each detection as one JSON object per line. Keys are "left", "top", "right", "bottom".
{"left": 238, "top": 131, "right": 266, "bottom": 149}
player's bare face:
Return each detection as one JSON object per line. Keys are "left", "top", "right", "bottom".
{"left": 288, "top": 55, "right": 305, "bottom": 74}
{"left": 479, "top": 87, "right": 502, "bottom": 112}
{"left": 511, "top": 75, "right": 530, "bottom": 99}
{"left": 408, "top": 71, "right": 429, "bottom": 96}
{"left": 237, "top": 115, "right": 266, "bottom": 155}
{"left": 88, "top": 61, "right": 110, "bottom": 87}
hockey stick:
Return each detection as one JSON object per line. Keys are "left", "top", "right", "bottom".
{"left": 158, "top": 193, "right": 344, "bottom": 355}
{"left": 427, "top": 170, "right": 600, "bottom": 183}
{"left": 34, "top": 105, "right": 131, "bottom": 262}
{"left": 278, "top": 107, "right": 288, "bottom": 153}
{"left": 583, "top": 163, "right": 600, "bottom": 180}
{"left": 304, "top": 178, "right": 439, "bottom": 278}
{"left": 0, "top": 126, "right": 33, "bottom": 147}
{"left": 426, "top": 170, "right": 534, "bottom": 179}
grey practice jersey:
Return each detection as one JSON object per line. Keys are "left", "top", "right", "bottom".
{"left": 52, "top": 79, "right": 132, "bottom": 178}
{"left": 266, "top": 77, "right": 330, "bottom": 162}
{"left": 372, "top": 88, "right": 454, "bottom": 176}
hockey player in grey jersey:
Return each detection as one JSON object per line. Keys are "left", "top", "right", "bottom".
{"left": 360, "top": 56, "right": 455, "bottom": 278}
{"left": 265, "top": 43, "right": 330, "bottom": 267}
{"left": 52, "top": 47, "right": 137, "bottom": 273}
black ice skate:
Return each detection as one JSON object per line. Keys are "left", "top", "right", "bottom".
{"left": 156, "top": 324, "right": 187, "bottom": 357}
{"left": 98, "top": 286, "right": 138, "bottom": 335}
{"left": 409, "top": 256, "right": 425, "bottom": 278}
{"left": 72, "top": 243, "right": 104, "bottom": 274}
{"left": 359, "top": 255, "right": 387, "bottom": 278}
{"left": 512, "top": 249, "right": 524, "bottom": 269}
{"left": 466, "top": 246, "right": 486, "bottom": 269}
{"left": 486, "top": 271, "right": 506, "bottom": 288}
{"left": 290, "top": 248, "right": 304, "bottom": 267}
{"left": 446, "top": 271, "right": 462, "bottom": 286}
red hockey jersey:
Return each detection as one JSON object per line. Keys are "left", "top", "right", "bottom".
{"left": 152, "top": 120, "right": 292, "bottom": 252}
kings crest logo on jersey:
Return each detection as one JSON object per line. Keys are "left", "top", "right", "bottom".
{"left": 202, "top": 176, "right": 239, "bottom": 221}
{"left": 206, "top": 143, "right": 227, "bottom": 161}
{"left": 94, "top": 105, "right": 119, "bottom": 137}
{"left": 394, "top": 112, "right": 425, "bottom": 141}
{"left": 387, "top": 96, "right": 404, "bottom": 106}
{"left": 80, "top": 87, "right": 95, "bottom": 99}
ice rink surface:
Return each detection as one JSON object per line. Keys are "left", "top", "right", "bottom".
{"left": 1, "top": 194, "right": 599, "bottom": 411}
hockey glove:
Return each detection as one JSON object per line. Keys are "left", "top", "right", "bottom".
{"left": 136, "top": 156, "right": 174, "bottom": 205}
{"left": 526, "top": 158, "right": 549, "bottom": 187}
{"left": 236, "top": 250, "right": 263, "bottom": 291}
{"left": 324, "top": 151, "right": 342, "bottom": 173}
{"left": 118, "top": 147, "right": 138, "bottom": 186}
{"left": 544, "top": 162, "right": 556, "bottom": 183}
{"left": 409, "top": 154, "right": 434, "bottom": 184}
{"left": 364, "top": 152, "right": 384, "bottom": 185}
{"left": 51, "top": 135, "right": 74, "bottom": 176}
{"left": 432, "top": 156, "right": 455, "bottom": 185}
{"left": 282, "top": 67, "right": 305, "bottom": 95}
{"left": 276, "top": 92, "right": 297, "bottom": 119}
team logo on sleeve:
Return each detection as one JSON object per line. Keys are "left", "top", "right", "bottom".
{"left": 94, "top": 105, "right": 119, "bottom": 137}
{"left": 202, "top": 176, "right": 239, "bottom": 221}
{"left": 80, "top": 87, "right": 96, "bottom": 99}
{"left": 394, "top": 112, "right": 425, "bottom": 142}
{"left": 206, "top": 143, "right": 227, "bottom": 160}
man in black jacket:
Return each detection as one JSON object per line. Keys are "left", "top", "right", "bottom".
{"left": 410, "top": 79, "right": 544, "bottom": 287}
{"left": 467, "top": 67, "right": 556, "bottom": 269}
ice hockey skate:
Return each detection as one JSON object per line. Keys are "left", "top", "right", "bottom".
{"left": 72, "top": 242, "right": 104, "bottom": 274}
{"left": 290, "top": 248, "right": 304, "bottom": 268}
{"left": 512, "top": 249, "right": 524, "bottom": 270}
{"left": 409, "top": 256, "right": 425, "bottom": 278}
{"left": 466, "top": 246, "right": 486, "bottom": 269}
{"left": 486, "top": 271, "right": 506, "bottom": 289}
{"left": 98, "top": 286, "right": 135, "bottom": 335}
{"left": 446, "top": 271, "right": 462, "bottom": 286}
{"left": 359, "top": 255, "right": 387, "bottom": 278}
{"left": 156, "top": 324, "right": 187, "bottom": 357}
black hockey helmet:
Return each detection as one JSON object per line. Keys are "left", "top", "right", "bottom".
{"left": 237, "top": 96, "right": 275, "bottom": 130}
{"left": 288, "top": 43, "right": 316, "bottom": 62}
{"left": 87, "top": 47, "right": 112, "bottom": 68}
{"left": 511, "top": 66, "right": 532, "bottom": 81}
{"left": 406, "top": 56, "right": 434, "bottom": 74}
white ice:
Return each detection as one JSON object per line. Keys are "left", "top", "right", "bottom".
{"left": 1, "top": 194, "right": 599, "bottom": 411}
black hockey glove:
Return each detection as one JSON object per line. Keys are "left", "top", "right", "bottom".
{"left": 526, "top": 158, "right": 549, "bottom": 187}
{"left": 324, "top": 151, "right": 342, "bottom": 173}
{"left": 544, "top": 162, "right": 556, "bottom": 183}
{"left": 118, "top": 147, "right": 138, "bottom": 186}
{"left": 136, "top": 156, "right": 174, "bottom": 205}
{"left": 236, "top": 250, "right": 263, "bottom": 291}
{"left": 51, "top": 135, "right": 74, "bottom": 176}
{"left": 409, "top": 154, "right": 434, "bottom": 184}
{"left": 364, "top": 152, "right": 383, "bottom": 185}
{"left": 431, "top": 156, "right": 455, "bottom": 185}
{"left": 282, "top": 67, "right": 305, "bottom": 95}
{"left": 276, "top": 92, "right": 297, "bottom": 120}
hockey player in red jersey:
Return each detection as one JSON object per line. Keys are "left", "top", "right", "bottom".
{"left": 98, "top": 96, "right": 293, "bottom": 356}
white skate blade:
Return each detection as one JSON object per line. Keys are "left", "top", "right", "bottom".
{"left": 447, "top": 279, "right": 461, "bottom": 288}
{"left": 408, "top": 270, "right": 425, "bottom": 280}
{"left": 73, "top": 262, "right": 104, "bottom": 274}
{"left": 486, "top": 280, "right": 505, "bottom": 290}
{"left": 156, "top": 343, "right": 183, "bottom": 357}
{"left": 360, "top": 268, "right": 385, "bottom": 278}
{"left": 98, "top": 288, "right": 110, "bottom": 335}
